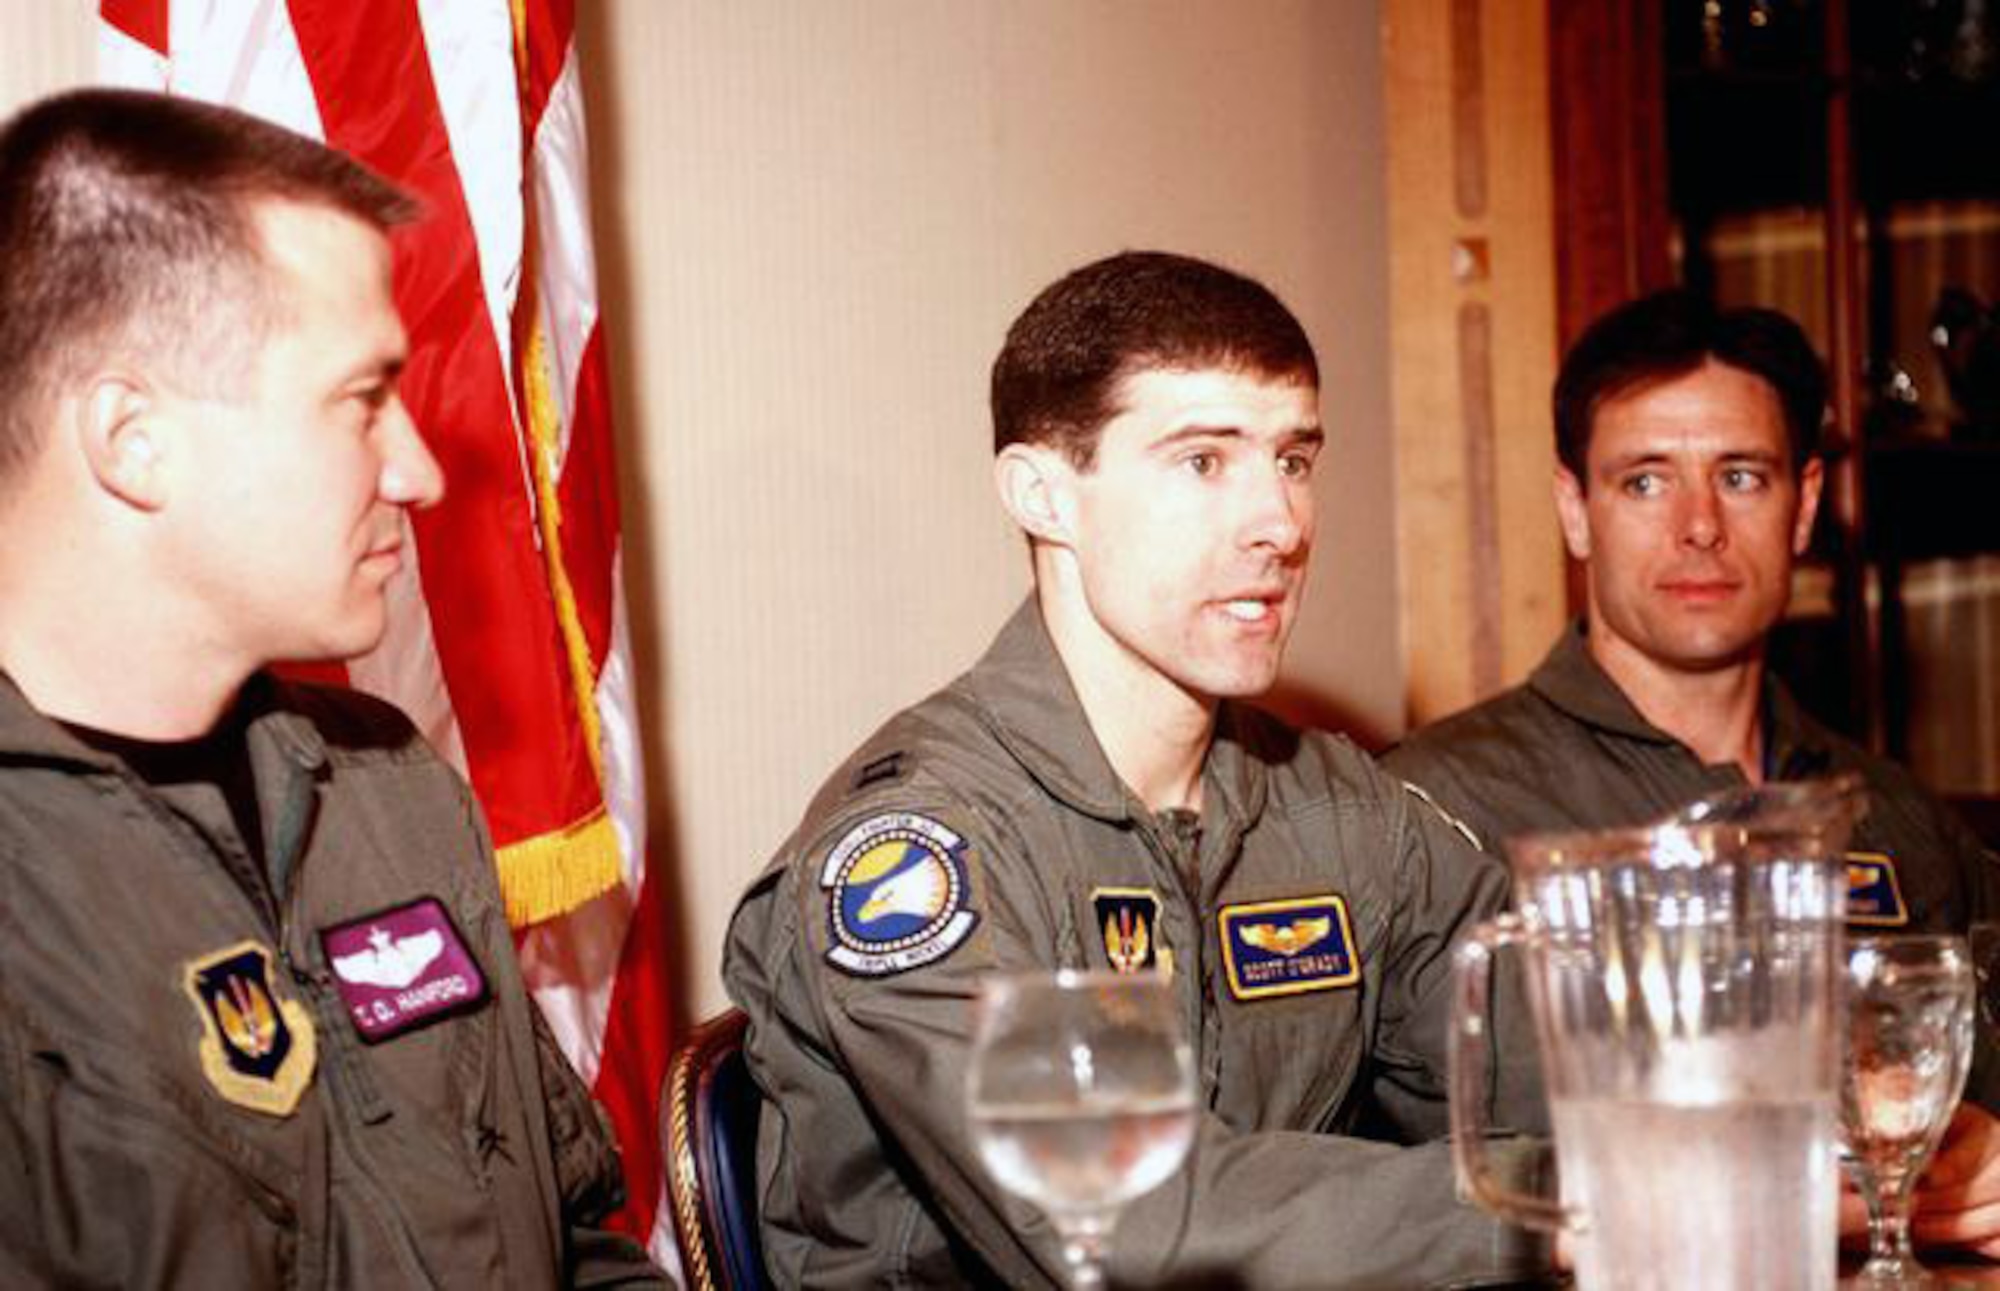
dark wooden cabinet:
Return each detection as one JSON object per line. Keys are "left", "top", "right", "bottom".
{"left": 1551, "top": 0, "right": 2000, "bottom": 811}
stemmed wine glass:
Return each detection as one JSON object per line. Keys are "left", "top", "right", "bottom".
{"left": 966, "top": 970, "right": 1197, "bottom": 1289}
{"left": 1841, "top": 934, "right": 1975, "bottom": 1287}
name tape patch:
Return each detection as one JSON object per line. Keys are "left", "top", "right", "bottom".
{"left": 821, "top": 812, "right": 979, "bottom": 977}
{"left": 1218, "top": 894, "right": 1360, "bottom": 1001}
{"left": 320, "top": 897, "right": 489, "bottom": 1043}
{"left": 1845, "top": 851, "right": 1910, "bottom": 928}
{"left": 184, "top": 940, "right": 316, "bottom": 1116}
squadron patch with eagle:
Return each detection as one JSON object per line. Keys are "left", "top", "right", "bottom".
{"left": 1217, "top": 894, "right": 1360, "bottom": 1001}
{"left": 821, "top": 812, "right": 979, "bottom": 977}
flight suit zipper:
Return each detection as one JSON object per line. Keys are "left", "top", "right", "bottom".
{"left": 264, "top": 747, "right": 443, "bottom": 1289}
{"left": 1136, "top": 809, "right": 1225, "bottom": 1104}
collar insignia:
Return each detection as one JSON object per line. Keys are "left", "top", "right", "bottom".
{"left": 184, "top": 940, "right": 316, "bottom": 1116}
{"left": 821, "top": 812, "right": 979, "bottom": 977}
{"left": 1846, "top": 852, "right": 1910, "bottom": 927}
{"left": 321, "top": 896, "right": 489, "bottom": 1043}
{"left": 1092, "top": 887, "right": 1164, "bottom": 974}
{"left": 1218, "top": 895, "right": 1360, "bottom": 1001}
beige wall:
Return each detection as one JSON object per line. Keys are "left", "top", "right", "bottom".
{"left": 1, "top": 2, "right": 1403, "bottom": 1020}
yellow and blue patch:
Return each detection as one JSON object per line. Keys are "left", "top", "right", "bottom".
{"left": 1218, "top": 894, "right": 1360, "bottom": 1001}
{"left": 1092, "top": 887, "right": 1164, "bottom": 975}
{"left": 821, "top": 812, "right": 979, "bottom": 977}
{"left": 183, "top": 940, "right": 317, "bottom": 1117}
{"left": 1846, "top": 851, "right": 1910, "bottom": 927}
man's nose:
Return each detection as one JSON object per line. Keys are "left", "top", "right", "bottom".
{"left": 1677, "top": 481, "right": 1723, "bottom": 550}
{"left": 1241, "top": 466, "right": 1310, "bottom": 556}
{"left": 378, "top": 397, "right": 446, "bottom": 508}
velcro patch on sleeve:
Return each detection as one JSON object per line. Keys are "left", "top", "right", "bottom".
{"left": 820, "top": 812, "right": 979, "bottom": 977}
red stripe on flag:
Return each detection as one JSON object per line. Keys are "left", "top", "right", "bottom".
{"left": 284, "top": 0, "right": 602, "bottom": 852}
{"left": 591, "top": 866, "right": 673, "bottom": 1240}
{"left": 515, "top": 0, "right": 573, "bottom": 137}
{"left": 99, "top": 0, "right": 169, "bottom": 56}
{"left": 554, "top": 325, "right": 618, "bottom": 661}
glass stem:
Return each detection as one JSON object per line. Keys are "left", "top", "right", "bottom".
{"left": 1057, "top": 1221, "right": 1109, "bottom": 1290}
{"left": 1866, "top": 1167, "right": 1920, "bottom": 1270}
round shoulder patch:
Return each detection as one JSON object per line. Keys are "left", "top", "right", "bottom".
{"left": 819, "top": 811, "right": 979, "bottom": 977}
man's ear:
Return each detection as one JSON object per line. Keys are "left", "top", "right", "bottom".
{"left": 76, "top": 373, "right": 167, "bottom": 511}
{"left": 1792, "top": 456, "right": 1825, "bottom": 556}
{"left": 993, "top": 443, "right": 1076, "bottom": 547}
{"left": 1553, "top": 466, "right": 1592, "bottom": 562}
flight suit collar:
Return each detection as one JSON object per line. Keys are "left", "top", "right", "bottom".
{"left": 1526, "top": 621, "right": 1836, "bottom": 781}
{"left": 1763, "top": 676, "right": 1838, "bottom": 782}
{"left": 0, "top": 668, "right": 328, "bottom": 775}
{"left": 1524, "top": 622, "right": 1677, "bottom": 745}
{"left": 0, "top": 668, "right": 328, "bottom": 914}
{"left": 0, "top": 670, "right": 127, "bottom": 769}
{"left": 962, "top": 598, "right": 1267, "bottom": 834}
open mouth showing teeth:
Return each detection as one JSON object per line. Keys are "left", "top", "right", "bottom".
{"left": 1223, "top": 600, "right": 1272, "bottom": 622}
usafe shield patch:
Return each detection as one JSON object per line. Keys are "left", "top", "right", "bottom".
{"left": 1218, "top": 894, "right": 1360, "bottom": 1001}
{"left": 1093, "top": 887, "right": 1163, "bottom": 975}
{"left": 822, "top": 812, "right": 979, "bottom": 977}
{"left": 183, "top": 940, "right": 317, "bottom": 1116}
{"left": 1846, "top": 851, "right": 1910, "bottom": 927}
{"left": 320, "top": 896, "right": 490, "bottom": 1043}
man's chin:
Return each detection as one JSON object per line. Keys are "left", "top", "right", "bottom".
{"left": 1653, "top": 632, "right": 1766, "bottom": 675}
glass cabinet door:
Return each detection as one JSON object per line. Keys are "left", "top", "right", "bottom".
{"left": 1663, "top": 0, "right": 2000, "bottom": 797}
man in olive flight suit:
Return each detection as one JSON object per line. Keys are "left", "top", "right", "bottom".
{"left": 725, "top": 252, "right": 1549, "bottom": 1288}
{"left": 1386, "top": 288, "right": 2000, "bottom": 1258}
{"left": 0, "top": 90, "right": 669, "bottom": 1287}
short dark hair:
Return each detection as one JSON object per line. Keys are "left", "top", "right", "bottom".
{"left": 0, "top": 88, "right": 417, "bottom": 490}
{"left": 991, "top": 250, "right": 1319, "bottom": 467}
{"left": 1552, "top": 288, "right": 1827, "bottom": 480}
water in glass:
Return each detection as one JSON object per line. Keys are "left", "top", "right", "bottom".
{"left": 966, "top": 970, "right": 1195, "bottom": 1289}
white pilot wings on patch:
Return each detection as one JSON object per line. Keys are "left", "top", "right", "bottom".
{"left": 331, "top": 927, "right": 446, "bottom": 990}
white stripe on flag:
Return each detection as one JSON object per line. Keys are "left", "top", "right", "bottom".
{"left": 414, "top": 0, "right": 525, "bottom": 386}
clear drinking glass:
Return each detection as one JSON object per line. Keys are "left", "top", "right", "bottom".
{"left": 1841, "top": 934, "right": 1976, "bottom": 1288}
{"left": 965, "top": 970, "right": 1197, "bottom": 1289}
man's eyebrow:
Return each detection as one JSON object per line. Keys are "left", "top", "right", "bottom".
{"left": 1599, "top": 445, "right": 1785, "bottom": 468}
{"left": 1151, "top": 423, "right": 1326, "bottom": 448}
{"left": 345, "top": 354, "right": 407, "bottom": 385}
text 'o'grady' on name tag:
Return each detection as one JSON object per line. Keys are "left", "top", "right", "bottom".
{"left": 1218, "top": 894, "right": 1360, "bottom": 1001}
{"left": 320, "top": 896, "right": 489, "bottom": 1043}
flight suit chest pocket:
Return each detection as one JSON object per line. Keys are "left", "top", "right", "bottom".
{"left": 1211, "top": 893, "right": 1367, "bottom": 1124}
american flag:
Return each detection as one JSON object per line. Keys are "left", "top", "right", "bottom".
{"left": 98, "top": 0, "right": 678, "bottom": 1271}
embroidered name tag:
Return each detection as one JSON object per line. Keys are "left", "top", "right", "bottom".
{"left": 184, "top": 940, "right": 316, "bottom": 1116}
{"left": 321, "top": 897, "right": 489, "bottom": 1043}
{"left": 1093, "top": 887, "right": 1164, "bottom": 975}
{"left": 1218, "top": 895, "right": 1360, "bottom": 1001}
{"left": 821, "top": 812, "right": 979, "bottom": 977}
{"left": 1845, "top": 852, "right": 1910, "bottom": 927}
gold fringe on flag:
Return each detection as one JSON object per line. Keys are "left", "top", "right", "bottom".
{"left": 496, "top": 304, "right": 620, "bottom": 926}
{"left": 495, "top": 807, "right": 626, "bottom": 928}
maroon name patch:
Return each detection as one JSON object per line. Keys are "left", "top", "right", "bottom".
{"left": 320, "top": 897, "right": 488, "bottom": 1043}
